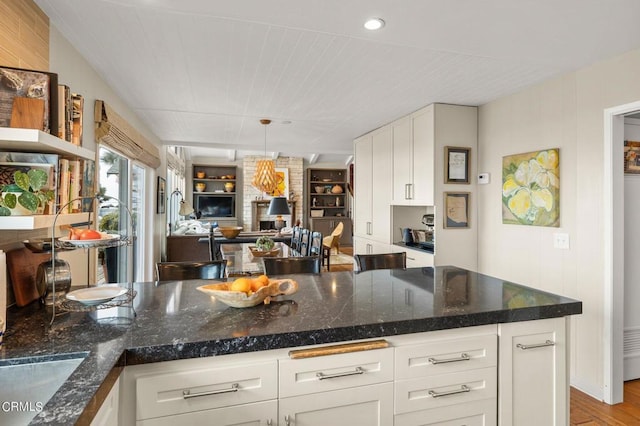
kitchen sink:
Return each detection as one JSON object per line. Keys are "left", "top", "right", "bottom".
{"left": 0, "top": 353, "right": 87, "bottom": 424}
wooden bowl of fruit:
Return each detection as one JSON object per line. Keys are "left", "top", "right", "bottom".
{"left": 197, "top": 276, "right": 298, "bottom": 308}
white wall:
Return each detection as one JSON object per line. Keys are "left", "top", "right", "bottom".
{"left": 477, "top": 47, "right": 640, "bottom": 399}
{"left": 49, "top": 26, "right": 165, "bottom": 281}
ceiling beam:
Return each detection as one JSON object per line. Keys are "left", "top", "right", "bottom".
{"left": 309, "top": 153, "right": 319, "bottom": 165}
{"left": 227, "top": 149, "right": 236, "bottom": 162}
{"left": 271, "top": 152, "right": 280, "bottom": 160}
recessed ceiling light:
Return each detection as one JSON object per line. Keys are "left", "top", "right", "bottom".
{"left": 364, "top": 18, "right": 385, "bottom": 31}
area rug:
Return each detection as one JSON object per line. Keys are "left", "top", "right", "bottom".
{"left": 329, "top": 253, "right": 354, "bottom": 265}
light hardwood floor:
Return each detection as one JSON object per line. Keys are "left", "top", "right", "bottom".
{"left": 571, "top": 381, "right": 640, "bottom": 425}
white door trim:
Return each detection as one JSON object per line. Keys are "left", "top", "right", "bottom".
{"left": 604, "top": 100, "right": 640, "bottom": 404}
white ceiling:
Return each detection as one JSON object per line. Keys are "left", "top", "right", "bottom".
{"left": 36, "top": 0, "right": 640, "bottom": 164}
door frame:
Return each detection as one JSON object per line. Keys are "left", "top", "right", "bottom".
{"left": 603, "top": 100, "right": 640, "bottom": 404}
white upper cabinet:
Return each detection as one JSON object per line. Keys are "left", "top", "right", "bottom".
{"left": 392, "top": 108, "right": 435, "bottom": 205}
{"left": 353, "top": 127, "right": 392, "bottom": 244}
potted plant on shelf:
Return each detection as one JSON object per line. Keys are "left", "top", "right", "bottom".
{"left": 0, "top": 170, "right": 54, "bottom": 216}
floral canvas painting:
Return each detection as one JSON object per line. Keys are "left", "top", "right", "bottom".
{"left": 502, "top": 148, "right": 559, "bottom": 227}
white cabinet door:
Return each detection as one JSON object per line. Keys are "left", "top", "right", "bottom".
{"left": 354, "top": 135, "right": 372, "bottom": 238}
{"left": 137, "top": 399, "right": 277, "bottom": 426}
{"left": 498, "top": 317, "right": 567, "bottom": 426}
{"left": 392, "top": 116, "right": 413, "bottom": 204}
{"left": 411, "top": 107, "right": 434, "bottom": 205}
{"left": 278, "top": 382, "right": 393, "bottom": 426}
{"left": 370, "top": 127, "right": 392, "bottom": 243}
{"left": 91, "top": 377, "right": 120, "bottom": 426}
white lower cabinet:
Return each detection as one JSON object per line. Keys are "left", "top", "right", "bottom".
{"left": 91, "top": 377, "right": 120, "bottom": 426}
{"left": 498, "top": 317, "right": 567, "bottom": 426}
{"left": 394, "top": 399, "right": 497, "bottom": 426}
{"left": 279, "top": 382, "right": 394, "bottom": 426}
{"left": 117, "top": 320, "right": 569, "bottom": 425}
{"left": 137, "top": 400, "right": 277, "bottom": 425}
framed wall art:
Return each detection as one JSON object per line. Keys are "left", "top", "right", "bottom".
{"left": 444, "top": 146, "right": 470, "bottom": 184}
{"left": 502, "top": 148, "right": 559, "bottom": 227}
{"left": 624, "top": 141, "right": 640, "bottom": 174}
{"left": 156, "top": 176, "right": 166, "bottom": 214}
{"left": 444, "top": 192, "right": 470, "bottom": 228}
{"left": 267, "top": 168, "right": 289, "bottom": 198}
{"left": 0, "top": 66, "right": 58, "bottom": 135}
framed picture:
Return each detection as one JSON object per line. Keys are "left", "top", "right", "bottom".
{"left": 624, "top": 141, "right": 640, "bottom": 174}
{"left": 267, "top": 168, "right": 289, "bottom": 198}
{"left": 444, "top": 192, "right": 470, "bottom": 228}
{"left": 156, "top": 176, "right": 166, "bottom": 214}
{"left": 502, "top": 148, "right": 559, "bottom": 227}
{"left": 0, "top": 66, "right": 58, "bottom": 135}
{"left": 444, "top": 146, "right": 470, "bottom": 184}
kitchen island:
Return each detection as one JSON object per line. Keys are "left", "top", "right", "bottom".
{"left": 1, "top": 266, "right": 581, "bottom": 425}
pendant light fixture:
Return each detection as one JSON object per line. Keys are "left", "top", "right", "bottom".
{"left": 252, "top": 118, "right": 278, "bottom": 194}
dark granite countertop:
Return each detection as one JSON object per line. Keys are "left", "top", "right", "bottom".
{"left": 0, "top": 266, "right": 581, "bottom": 425}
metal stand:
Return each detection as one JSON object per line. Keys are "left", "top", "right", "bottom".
{"left": 48, "top": 195, "right": 136, "bottom": 325}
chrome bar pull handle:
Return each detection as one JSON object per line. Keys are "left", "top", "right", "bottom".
{"left": 429, "top": 384, "right": 470, "bottom": 398}
{"left": 428, "top": 353, "right": 470, "bottom": 364}
{"left": 182, "top": 383, "right": 239, "bottom": 399}
{"left": 405, "top": 183, "right": 410, "bottom": 199}
{"left": 316, "top": 366, "right": 365, "bottom": 380}
{"left": 516, "top": 340, "right": 555, "bottom": 350}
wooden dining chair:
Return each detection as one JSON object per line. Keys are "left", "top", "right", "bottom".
{"left": 155, "top": 260, "right": 227, "bottom": 281}
{"left": 322, "top": 222, "right": 344, "bottom": 271}
{"left": 298, "top": 228, "right": 311, "bottom": 256}
{"left": 353, "top": 252, "right": 407, "bottom": 272}
{"left": 262, "top": 256, "right": 322, "bottom": 275}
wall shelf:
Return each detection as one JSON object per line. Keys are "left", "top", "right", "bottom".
{"left": 0, "top": 128, "right": 94, "bottom": 160}
{"left": 0, "top": 212, "right": 90, "bottom": 230}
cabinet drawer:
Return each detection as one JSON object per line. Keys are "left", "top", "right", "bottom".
{"left": 395, "top": 367, "right": 497, "bottom": 414}
{"left": 136, "top": 359, "right": 277, "bottom": 420}
{"left": 279, "top": 347, "right": 394, "bottom": 398}
{"left": 279, "top": 382, "right": 393, "bottom": 426}
{"left": 395, "top": 334, "right": 497, "bottom": 379}
{"left": 394, "top": 398, "right": 497, "bottom": 426}
{"left": 137, "top": 399, "right": 277, "bottom": 426}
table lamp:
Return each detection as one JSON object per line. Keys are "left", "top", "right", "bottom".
{"left": 268, "top": 197, "right": 290, "bottom": 235}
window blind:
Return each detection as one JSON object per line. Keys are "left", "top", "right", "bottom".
{"left": 94, "top": 100, "right": 160, "bottom": 168}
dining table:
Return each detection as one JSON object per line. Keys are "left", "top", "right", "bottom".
{"left": 220, "top": 242, "right": 299, "bottom": 276}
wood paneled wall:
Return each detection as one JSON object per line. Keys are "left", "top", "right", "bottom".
{"left": 0, "top": 0, "right": 49, "bottom": 70}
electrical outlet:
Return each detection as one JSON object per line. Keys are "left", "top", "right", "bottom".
{"left": 553, "top": 233, "right": 570, "bottom": 249}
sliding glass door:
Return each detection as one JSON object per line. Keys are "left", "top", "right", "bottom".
{"left": 97, "top": 146, "right": 146, "bottom": 283}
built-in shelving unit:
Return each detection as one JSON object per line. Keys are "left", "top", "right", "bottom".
{"left": 0, "top": 127, "right": 96, "bottom": 230}
{"left": 192, "top": 164, "right": 238, "bottom": 223}
{"left": 306, "top": 168, "right": 352, "bottom": 245}
{"left": 306, "top": 168, "right": 348, "bottom": 218}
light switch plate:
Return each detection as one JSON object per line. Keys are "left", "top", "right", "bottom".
{"left": 478, "top": 173, "right": 490, "bottom": 184}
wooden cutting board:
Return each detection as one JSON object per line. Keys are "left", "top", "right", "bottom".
{"left": 6, "top": 248, "right": 50, "bottom": 307}
{"left": 10, "top": 97, "right": 45, "bottom": 130}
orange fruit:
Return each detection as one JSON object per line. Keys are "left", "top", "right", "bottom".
{"left": 250, "top": 278, "right": 266, "bottom": 292}
{"left": 230, "top": 277, "right": 252, "bottom": 294}
{"left": 257, "top": 274, "right": 269, "bottom": 286}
